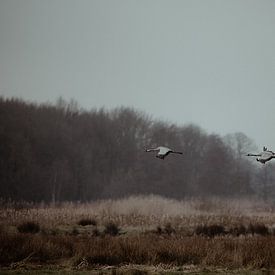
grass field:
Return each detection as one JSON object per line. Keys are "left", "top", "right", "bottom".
{"left": 1, "top": 195, "right": 275, "bottom": 274}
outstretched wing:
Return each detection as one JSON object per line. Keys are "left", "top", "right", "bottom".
{"left": 145, "top": 147, "right": 159, "bottom": 153}
{"left": 171, "top": 151, "right": 183, "bottom": 155}
{"left": 246, "top": 153, "right": 261, "bottom": 157}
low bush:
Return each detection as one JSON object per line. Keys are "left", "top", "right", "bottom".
{"left": 248, "top": 223, "right": 269, "bottom": 236}
{"left": 195, "top": 224, "right": 225, "bottom": 237}
{"left": 229, "top": 224, "right": 246, "bottom": 236}
{"left": 71, "top": 227, "right": 79, "bottom": 235}
{"left": 17, "top": 221, "right": 40, "bottom": 234}
{"left": 104, "top": 222, "right": 120, "bottom": 236}
{"left": 92, "top": 228, "right": 100, "bottom": 237}
{"left": 164, "top": 223, "right": 176, "bottom": 235}
{"left": 155, "top": 226, "right": 163, "bottom": 234}
{"left": 78, "top": 218, "right": 97, "bottom": 226}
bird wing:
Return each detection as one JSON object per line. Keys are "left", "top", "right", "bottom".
{"left": 146, "top": 147, "right": 159, "bottom": 152}
{"left": 171, "top": 151, "right": 183, "bottom": 154}
{"left": 247, "top": 153, "right": 261, "bottom": 157}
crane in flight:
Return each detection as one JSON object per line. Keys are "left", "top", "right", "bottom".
{"left": 145, "top": 146, "right": 183, "bottom": 160}
{"left": 246, "top": 146, "right": 275, "bottom": 164}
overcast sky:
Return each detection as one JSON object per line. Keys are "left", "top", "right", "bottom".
{"left": 0, "top": 0, "right": 274, "bottom": 150}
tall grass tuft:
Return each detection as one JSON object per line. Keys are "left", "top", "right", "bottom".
{"left": 229, "top": 224, "right": 246, "bottom": 236}
{"left": 195, "top": 224, "right": 225, "bottom": 237}
{"left": 104, "top": 222, "right": 120, "bottom": 236}
{"left": 164, "top": 223, "right": 176, "bottom": 235}
{"left": 248, "top": 223, "right": 269, "bottom": 236}
{"left": 78, "top": 218, "right": 97, "bottom": 226}
{"left": 17, "top": 221, "right": 40, "bottom": 234}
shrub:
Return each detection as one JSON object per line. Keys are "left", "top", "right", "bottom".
{"left": 156, "top": 226, "right": 163, "bottom": 235}
{"left": 104, "top": 222, "right": 120, "bottom": 236}
{"left": 17, "top": 221, "right": 40, "bottom": 234}
{"left": 164, "top": 223, "right": 176, "bottom": 235}
{"left": 92, "top": 228, "right": 100, "bottom": 237}
{"left": 195, "top": 224, "right": 225, "bottom": 237}
{"left": 71, "top": 227, "right": 79, "bottom": 235}
{"left": 78, "top": 218, "right": 97, "bottom": 226}
{"left": 248, "top": 223, "right": 269, "bottom": 236}
{"left": 229, "top": 225, "right": 246, "bottom": 236}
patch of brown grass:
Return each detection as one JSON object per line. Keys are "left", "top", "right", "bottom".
{"left": 1, "top": 196, "right": 275, "bottom": 234}
{"left": 1, "top": 232, "right": 275, "bottom": 269}
{"left": 1, "top": 196, "right": 275, "bottom": 270}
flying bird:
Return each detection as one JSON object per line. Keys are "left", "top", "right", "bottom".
{"left": 145, "top": 146, "right": 183, "bottom": 160}
{"left": 246, "top": 146, "right": 275, "bottom": 164}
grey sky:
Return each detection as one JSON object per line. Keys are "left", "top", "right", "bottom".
{"left": 0, "top": 0, "right": 274, "bottom": 150}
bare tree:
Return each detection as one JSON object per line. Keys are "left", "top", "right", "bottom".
{"left": 0, "top": 97, "right": 258, "bottom": 201}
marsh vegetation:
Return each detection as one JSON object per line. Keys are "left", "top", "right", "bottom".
{"left": 1, "top": 196, "right": 275, "bottom": 273}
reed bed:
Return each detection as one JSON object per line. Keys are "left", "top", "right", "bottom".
{"left": 1, "top": 195, "right": 275, "bottom": 270}
{"left": 1, "top": 233, "right": 275, "bottom": 269}
{"left": 1, "top": 195, "right": 275, "bottom": 229}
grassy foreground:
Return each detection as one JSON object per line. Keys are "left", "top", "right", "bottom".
{"left": 1, "top": 195, "right": 275, "bottom": 273}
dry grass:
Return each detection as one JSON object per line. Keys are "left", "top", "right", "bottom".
{"left": 1, "top": 232, "right": 275, "bottom": 269}
{"left": 2, "top": 195, "right": 275, "bottom": 230}
{"left": 1, "top": 195, "right": 275, "bottom": 270}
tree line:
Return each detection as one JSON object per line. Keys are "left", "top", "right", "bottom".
{"left": 0, "top": 97, "right": 274, "bottom": 202}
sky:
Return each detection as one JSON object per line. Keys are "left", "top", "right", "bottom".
{"left": 0, "top": 0, "right": 274, "bottom": 150}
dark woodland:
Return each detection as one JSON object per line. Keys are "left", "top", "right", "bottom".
{"left": 0, "top": 97, "right": 274, "bottom": 202}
